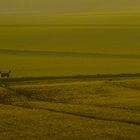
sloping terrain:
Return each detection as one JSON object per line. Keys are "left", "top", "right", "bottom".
{"left": 0, "top": 77, "right": 140, "bottom": 140}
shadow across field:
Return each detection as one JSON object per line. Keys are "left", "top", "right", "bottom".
{"left": 1, "top": 49, "right": 140, "bottom": 59}
{"left": 36, "top": 107, "right": 140, "bottom": 127}
{"left": 0, "top": 79, "right": 140, "bottom": 127}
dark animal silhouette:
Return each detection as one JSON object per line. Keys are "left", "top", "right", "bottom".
{"left": 0, "top": 70, "right": 11, "bottom": 78}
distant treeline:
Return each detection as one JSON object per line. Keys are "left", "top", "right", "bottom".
{"left": 1, "top": 73, "right": 140, "bottom": 83}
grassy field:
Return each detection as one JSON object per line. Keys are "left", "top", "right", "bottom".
{"left": 0, "top": 76, "right": 140, "bottom": 140}
{"left": 0, "top": 13, "right": 140, "bottom": 139}
{"left": 0, "top": 1, "right": 140, "bottom": 140}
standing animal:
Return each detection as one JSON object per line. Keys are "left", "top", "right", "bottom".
{"left": 0, "top": 70, "right": 11, "bottom": 78}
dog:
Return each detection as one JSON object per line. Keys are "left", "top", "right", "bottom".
{"left": 0, "top": 70, "right": 11, "bottom": 78}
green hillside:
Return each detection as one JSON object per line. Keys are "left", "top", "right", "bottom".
{"left": 0, "top": 77, "right": 140, "bottom": 140}
{"left": 0, "top": 1, "right": 140, "bottom": 140}
{"left": 0, "top": 1, "right": 140, "bottom": 77}
{"left": 1, "top": 13, "right": 140, "bottom": 54}
{"left": 0, "top": 12, "right": 140, "bottom": 77}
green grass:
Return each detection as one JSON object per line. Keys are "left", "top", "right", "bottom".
{"left": 0, "top": 4, "right": 140, "bottom": 140}
{"left": 1, "top": 54, "right": 140, "bottom": 77}
{"left": 0, "top": 77, "right": 140, "bottom": 140}
{"left": 1, "top": 13, "right": 140, "bottom": 53}
{"left": 0, "top": 13, "right": 140, "bottom": 77}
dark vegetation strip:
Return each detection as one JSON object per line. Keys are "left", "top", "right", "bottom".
{"left": 37, "top": 107, "right": 140, "bottom": 127}
{"left": 1, "top": 49, "right": 140, "bottom": 59}
{"left": 1, "top": 97, "right": 140, "bottom": 127}
{"left": 0, "top": 24, "right": 140, "bottom": 28}
{"left": 1, "top": 73, "right": 140, "bottom": 83}
{"left": 1, "top": 82, "right": 140, "bottom": 113}
{"left": 92, "top": 104, "right": 140, "bottom": 112}
{"left": 1, "top": 99, "right": 140, "bottom": 127}
{"left": 0, "top": 85, "right": 140, "bottom": 127}
{"left": 111, "top": 82, "right": 140, "bottom": 91}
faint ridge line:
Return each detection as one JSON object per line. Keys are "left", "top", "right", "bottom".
{"left": 0, "top": 49, "right": 140, "bottom": 59}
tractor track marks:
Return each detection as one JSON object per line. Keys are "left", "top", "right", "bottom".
{"left": 36, "top": 106, "right": 140, "bottom": 127}
{"left": 0, "top": 85, "right": 140, "bottom": 127}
